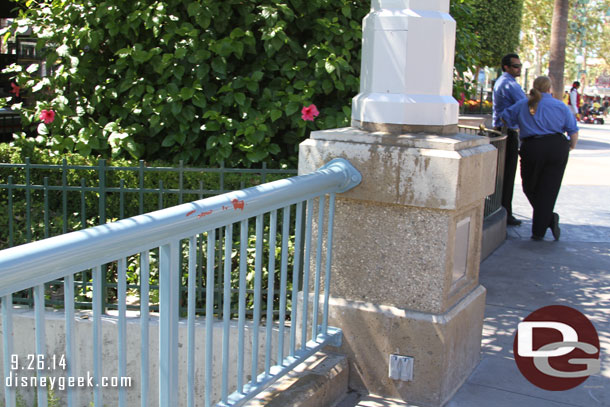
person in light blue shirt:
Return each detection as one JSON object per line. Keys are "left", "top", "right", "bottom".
{"left": 501, "top": 76, "right": 579, "bottom": 241}
{"left": 492, "top": 53, "right": 527, "bottom": 226}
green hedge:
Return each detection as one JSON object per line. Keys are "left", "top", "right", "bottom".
{"left": 3, "top": 0, "right": 368, "bottom": 168}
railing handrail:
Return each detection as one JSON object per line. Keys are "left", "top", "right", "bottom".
{"left": 0, "top": 158, "right": 361, "bottom": 298}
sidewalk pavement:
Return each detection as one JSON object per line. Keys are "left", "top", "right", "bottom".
{"left": 446, "top": 123, "right": 610, "bottom": 407}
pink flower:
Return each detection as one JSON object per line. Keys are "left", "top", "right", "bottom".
{"left": 301, "top": 104, "right": 319, "bottom": 121}
{"left": 40, "top": 109, "right": 56, "bottom": 124}
{"left": 10, "top": 83, "right": 20, "bottom": 98}
{"left": 459, "top": 92, "right": 465, "bottom": 106}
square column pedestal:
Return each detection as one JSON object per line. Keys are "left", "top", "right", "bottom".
{"left": 298, "top": 127, "right": 497, "bottom": 406}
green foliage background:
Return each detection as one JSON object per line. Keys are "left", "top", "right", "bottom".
{"left": 4, "top": 0, "right": 368, "bottom": 167}
{"left": 471, "top": 0, "right": 524, "bottom": 69}
{"left": 1, "top": 0, "right": 503, "bottom": 167}
{"left": 450, "top": 0, "right": 485, "bottom": 98}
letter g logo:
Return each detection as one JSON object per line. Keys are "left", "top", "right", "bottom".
{"left": 513, "top": 305, "right": 600, "bottom": 391}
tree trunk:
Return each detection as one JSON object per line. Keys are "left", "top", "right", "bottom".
{"left": 548, "top": 0, "right": 570, "bottom": 100}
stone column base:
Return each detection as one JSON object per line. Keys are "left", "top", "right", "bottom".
{"left": 314, "top": 285, "right": 486, "bottom": 407}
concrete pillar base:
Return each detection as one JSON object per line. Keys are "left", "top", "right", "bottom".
{"left": 324, "top": 285, "right": 486, "bottom": 407}
{"left": 298, "top": 126, "right": 496, "bottom": 406}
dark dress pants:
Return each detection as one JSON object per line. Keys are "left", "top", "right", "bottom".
{"left": 498, "top": 128, "right": 519, "bottom": 219}
{"left": 519, "top": 134, "right": 570, "bottom": 237}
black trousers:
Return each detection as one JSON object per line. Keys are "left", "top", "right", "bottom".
{"left": 495, "top": 127, "right": 520, "bottom": 218}
{"left": 519, "top": 134, "right": 570, "bottom": 237}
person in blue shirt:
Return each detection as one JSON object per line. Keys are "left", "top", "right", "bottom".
{"left": 492, "top": 53, "right": 527, "bottom": 226}
{"left": 501, "top": 76, "right": 579, "bottom": 241}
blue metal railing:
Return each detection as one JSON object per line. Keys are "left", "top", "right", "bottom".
{"left": 0, "top": 158, "right": 298, "bottom": 314}
{"left": 0, "top": 158, "right": 361, "bottom": 407}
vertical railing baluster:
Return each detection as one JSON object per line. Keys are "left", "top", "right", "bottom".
{"left": 301, "top": 199, "right": 314, "bottom": 349}
{"left": 98, "top": 160, "right": 107, "bottom": 314}
{"left": 159, "top": 241, "right": 180, "bottom": 407}
{"left": 197, "top": 232, "right": 204, "bottom": 305}
{"left": 34, "top": 284, "right": 47, "bottom": 406}
{"left": 43, "top": 177, "right": 49, "bottom": 238}
{"left": 25, "top": 157, "right": 32, "bottom": 243}
{"left": 251, "top": 214, "right": 264, "bottom": 385}
{"left": 80, "top": 178, "right": 87, "bottom": 228}
{"left": 118, "top": 258, "right": 127, "bottom": 406}
{"left": 158, "top": 180, "right": 164, "bottom": 210}
{"left": 64, "top": 274, "right": 75, "bottom": 407}
{"left": 2, "top": 295, "right": 16, "bottom": 407}
{"left": 98, "top": 159, "right": 107, "bottom": 225}
{"left": 265, "top": 211, "right": 278, "bottom": 375}
{"left": 140, "top": 252, "right": 150, "bottom": 407}
{"left": 221, "top": 223, "right": 233, "bottom": 404}
{"left": 187, "top": 236, "right": 197, "bottom": 407}
{"left": 290, "top": 201, "right": 304, "bottom": 356}
{"left": 62, "top": 158, "right": 68, "bottom": 234}
{"left": 120, "top": 179, "right": 125, "bottom": 219}
{"left": 93, "top": 265, "right": 103, "bottom": 406}
{"left": 261, "top": 162, "right": 267, "bottom": 184}
{"left": 179, "top": 160, "right": 184, "bottom": 204}
{"left": 322, "top": 194, "right": 336, "bottom": 335}
{"left": 139, "top": 161, "right": 145, "bottom": 214}
{"left": 205, "top": 229, "right": 216, "bottom": 407}
{"left": 80, "top": 178, "right": 88, "bottom": 303}
{"left": 219, "top": 161, "right": 225, "bottom": 192}
{"left": 277, "top": 206, "right": 291, "bottom": 363}
{"left": 237, "top": 219, "right": 248, "bottom": 393}
{"left": 8, "top": 175, "right": 14, "bottom": 247}
{"left": 312, "top": 196, "right": 326, "bottom": 341}
{"left": 215, "top": 228, "right": 223, "bottom": 319}
{"left": 25, "top": 157, "right": 31, "bottom": 242}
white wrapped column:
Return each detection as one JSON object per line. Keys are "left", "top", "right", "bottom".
{"left": 352, "top": 0, "right": 459, "bottom": 133}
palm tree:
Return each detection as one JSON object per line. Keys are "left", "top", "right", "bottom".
{"left": 548, "top": 0, "right": 570, "bottom": 99}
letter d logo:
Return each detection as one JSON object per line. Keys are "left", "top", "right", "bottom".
{"left": 513, "top": 305, "right": 600, "bottom": 391}
{"left": 517, "top": 321, "right": 577, "bottom": 357}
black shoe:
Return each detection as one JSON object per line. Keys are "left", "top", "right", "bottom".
{"left": 531, "top": 235, "right": 544, "bottom": 241}
{"left": 507, "top": 215, "right": 522, "bottom": 226}
{"left": 551, "top": 213, "right": 560, "bottom": 241}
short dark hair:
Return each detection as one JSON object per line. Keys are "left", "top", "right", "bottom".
{"left": 501, "top": 53, "right": 520, "bottom": 72}
{"left": 572, "top": 81, "right": 580, "bottom": 87}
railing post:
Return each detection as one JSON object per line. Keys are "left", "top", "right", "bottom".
{"left": 98, "top": 159, "right": 108, "bottom": 314}
{"left": 2, "top": 295, "right": 15, "bottom": 407}
{"left": 159, "top": 241, "right": 180, "bottom": 407}
{"left": 34, "top": 285, "right": 47, "bottom": 406}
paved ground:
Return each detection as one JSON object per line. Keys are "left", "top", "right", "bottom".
{"left": 447, "top": 122, "right": 610, "bottom": 406}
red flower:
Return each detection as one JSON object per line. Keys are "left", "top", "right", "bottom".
{"left": 301, "top": 104, "right": 319, "bottom": 121}
{"left": 10, "top": 83, "right": 20, "bottom": 98}
{"left": 39, "top": 109, "right": 56, "bottom": 124}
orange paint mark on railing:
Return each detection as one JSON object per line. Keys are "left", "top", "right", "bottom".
{"left": 232, "top": 199, "right": 245, "bottom": 211}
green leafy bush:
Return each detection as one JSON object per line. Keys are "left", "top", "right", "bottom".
{"left": 2, "top": 0, "right": 368, "bottom": 167}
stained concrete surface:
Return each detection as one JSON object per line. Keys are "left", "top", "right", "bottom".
{"left": 446, "top": 122, "right": 610, "bottom": 407}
